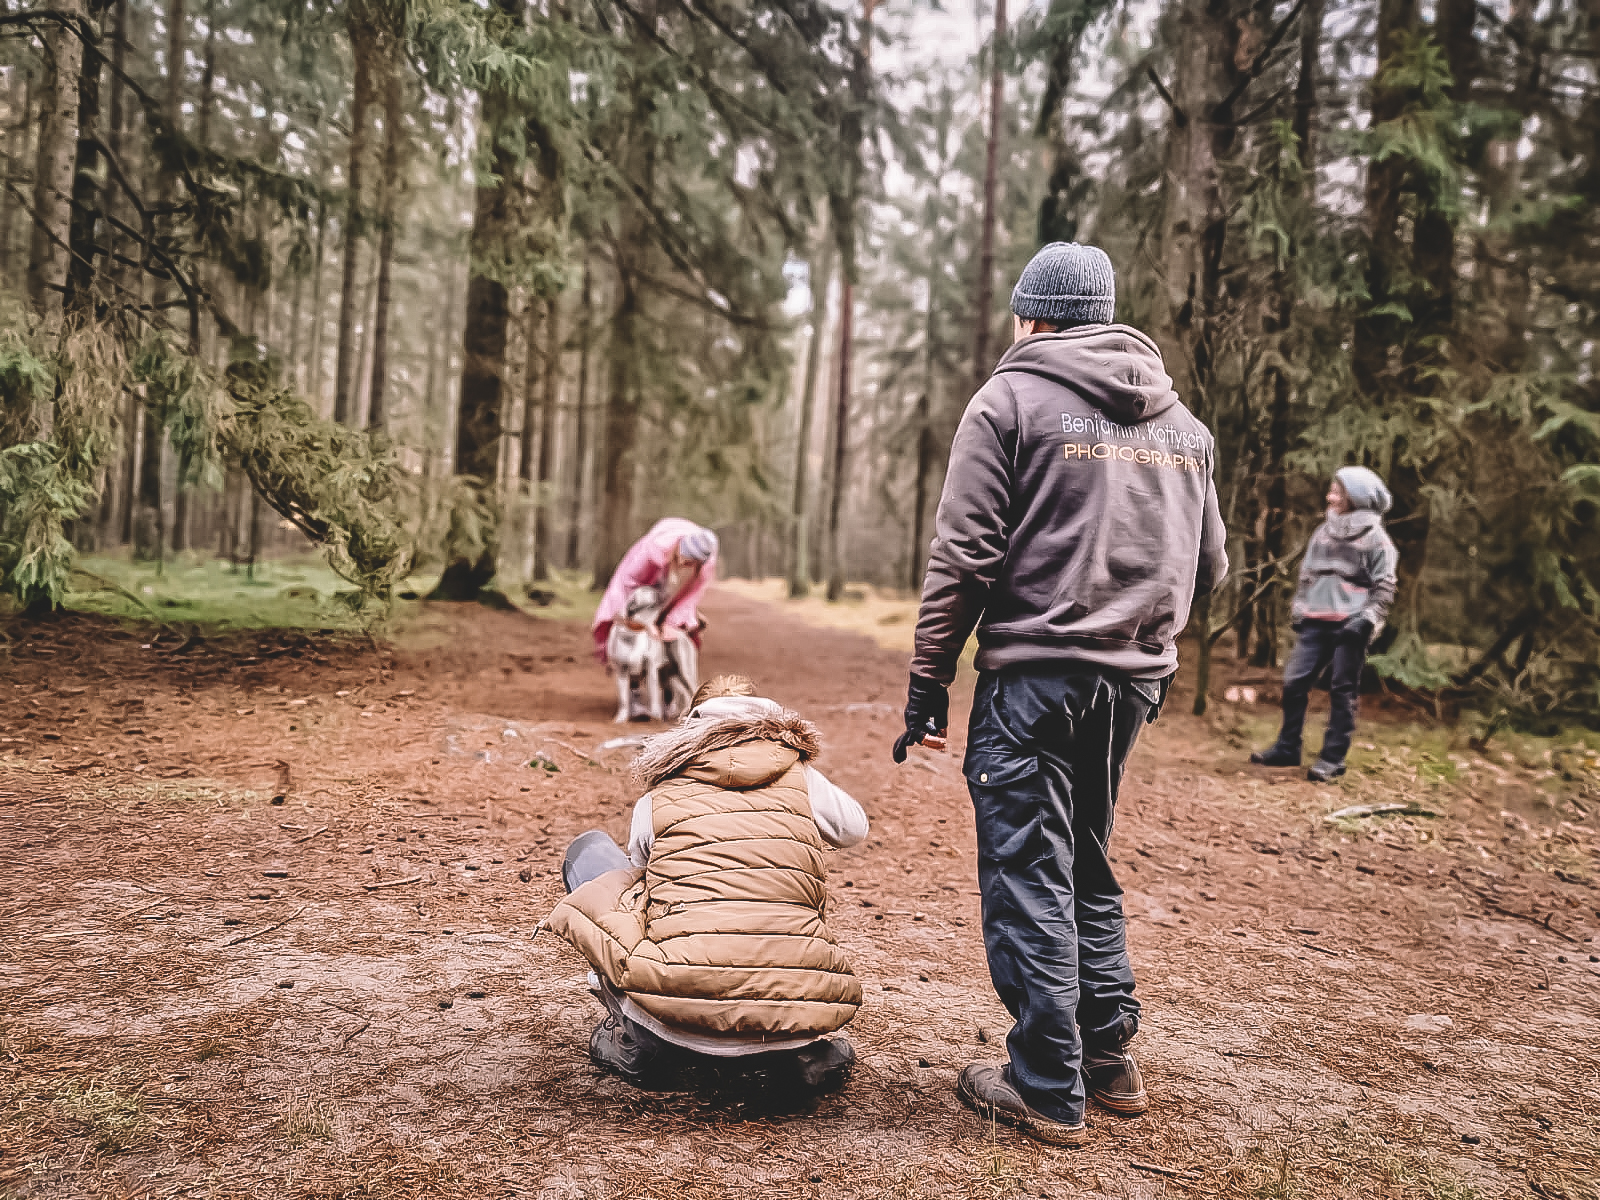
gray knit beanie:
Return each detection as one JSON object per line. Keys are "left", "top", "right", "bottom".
{"left": 1010, "top": 242, "right": 1116, "bottom": 326}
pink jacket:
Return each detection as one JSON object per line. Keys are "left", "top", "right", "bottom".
{"left": 592, "top": 518, "right": 717, "bottom": 660}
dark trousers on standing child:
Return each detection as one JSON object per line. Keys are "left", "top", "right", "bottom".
{"left": 1275, "top": 619, "right": 1367, "bottom": 765}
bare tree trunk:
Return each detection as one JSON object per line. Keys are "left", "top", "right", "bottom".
{"left": 353, "top": 247, "right": 380, "bottom": 424}
{"left": 63, "top": 11, "right": 103, "bottom": 318}
{"left": 306, "top": 199, "right": 328, "bottom": 403}
{"left": 909, "top": 189, "right": 943, "bottom": 593}
{"left": 0, "top": 69, "right": 33, "bottom": 289}
{"left": 333, "top": 20, "right": 375, "bottom": 425}
{"left": 530, "top": 298, "right": 560, "bottom": 581}
{"left": 788, "top": 224, "right": 832, "bottom": 598}
{"left": 971, "top": 0, "right": 1005, "bottom": 391}
{"left": 593, "top": 275, "right": 638, "bottom": 591}
{"left": 27, "top": 0, "right": 85, "bottom": 348}
{"left": 824, "top": 0, "right": 877, "bottom": 603}
{"left": 565, "top": 260, "right": 593, "bottom": 570}
{"left": 1254, "top": 0, "right": 1325, "bottom": 669}
{"left": 516, "top": 298, "right": 544, "bottom": 577}
{"left": 433, "top": 29, "right": 520, "bottom": 601}
{"left": 367, "top": 54, "right": 403, "bottom": 433}
{"left": 102, "top": 0, "right": 128, "bottom": 288}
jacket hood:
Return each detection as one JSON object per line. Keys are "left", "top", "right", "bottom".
{"left": 1334, "top": 466, "right": 1392, "bottom": 514}
{"left": 1325, "top": 509, "right": 1384, "bottom": 540}
{"left": 993, "top": 324, "right": 1179, "bottom": 426}
{"left": 633, "top": 699, "right": 820, "bottom": 790}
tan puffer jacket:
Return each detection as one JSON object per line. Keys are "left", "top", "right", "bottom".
{"left": 545, "top": 708, "right": 861, "bottom": 1038}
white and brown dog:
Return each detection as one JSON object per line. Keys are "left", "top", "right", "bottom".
{"left": 605, "top": 586, "right": 698, "bottom": 723}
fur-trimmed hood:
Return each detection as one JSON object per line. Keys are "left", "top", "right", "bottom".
{"left": 632, "top": 696, "right": 821, "bottom": 790}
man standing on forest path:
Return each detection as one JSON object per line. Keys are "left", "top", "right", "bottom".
{"left": 894, "top": 242, "right": 1228, "bottom": 1146}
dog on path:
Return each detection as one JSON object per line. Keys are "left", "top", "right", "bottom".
{"left": 604, "top": 587, "right": 698, "bottom": 723}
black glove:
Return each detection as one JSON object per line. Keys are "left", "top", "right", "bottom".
{"left": 892, "top": 674, "right": 949, "bottom": 764}
{"left": 1342, "top": 615, "right": 1375, "bottom": 644}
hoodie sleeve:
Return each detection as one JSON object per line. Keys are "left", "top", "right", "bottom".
{"left": 1360, "top": 528, "right": 1400, "bottom": 633}
{"left": 911, "top": 380, "right": 1018, "bottom": 685}
{"left": 804, "top": 766, "right": 868, "bottom": 848}
{"left": 1194, "top": 461, "right": 1228, "bottom": 598}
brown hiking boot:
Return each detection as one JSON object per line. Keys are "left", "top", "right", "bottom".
{"left": 956, "top": 1063, "right": 1088, "bottom": 1147}
{"left": 1083, "top": 1046, "right": 1148, "bottom": 1116}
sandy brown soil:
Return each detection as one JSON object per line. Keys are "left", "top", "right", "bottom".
{"left": 1, "top": 589, "right": 1597, "bottom": 1200}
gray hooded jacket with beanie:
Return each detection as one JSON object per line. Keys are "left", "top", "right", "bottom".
{"left": 1290, "top": 466, "right": 1399, "bottom": 640}
{"left": 912, "top": 324, "right": 1229, "bottom": 683}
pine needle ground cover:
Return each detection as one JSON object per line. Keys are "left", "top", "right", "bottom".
{"left": 2, "top": 589, "right": 1596, "bottom": 1200}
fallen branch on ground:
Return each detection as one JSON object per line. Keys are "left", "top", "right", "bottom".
{"left": 1130, "top": 1161, "right": 1200, "bottom": 1180}
{"left": 363, "top": 875, "right": 423, "bottom": 891}
{"left": 222, "top": 905, "right": 306, "bottom": 947}
{"left": 1326, "top": 802, "right": 1441, "bottom": 821}
{"left": 1465, "top": 889, "right": 1581, "bottom": 944}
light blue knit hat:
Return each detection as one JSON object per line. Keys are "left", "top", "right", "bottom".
{"left": 678, "top": 527, "right": 718, "bottom": 562}
{"left": 1010, "top": 242, "right": 1116, "bottom": 326}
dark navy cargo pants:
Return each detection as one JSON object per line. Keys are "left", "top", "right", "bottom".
{"left": 1275, "top": 619, "right": 1367, "bottom": 765}
{"left": 964, "top": 664, "right": 1166, "bottom": 1125}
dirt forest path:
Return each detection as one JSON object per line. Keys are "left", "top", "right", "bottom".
{"left": 2, "top": 588, "right": 1597, "bottom": 1200}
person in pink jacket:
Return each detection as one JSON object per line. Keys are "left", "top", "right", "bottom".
{"left": 592, "top": 519, "right": 718, "bottom": 661}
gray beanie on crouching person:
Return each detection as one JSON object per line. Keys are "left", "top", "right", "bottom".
{"left": 1010, "top": 242, "right": 1116, "bottom": 326}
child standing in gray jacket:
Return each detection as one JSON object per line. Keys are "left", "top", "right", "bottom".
{"left": 1251, "top": 466, "right": 1399, "bottom": 782}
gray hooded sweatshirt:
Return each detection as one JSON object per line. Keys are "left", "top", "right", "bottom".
{"left": 912, "top": 325, "right": 1228, "bottom": 683}
{"left": 1290, "top": 466, "right": 1399, "bottom": 640}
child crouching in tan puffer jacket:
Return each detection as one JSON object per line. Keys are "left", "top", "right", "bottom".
{"left": 544, "top": 674, "right": 868, "bottom": 1090}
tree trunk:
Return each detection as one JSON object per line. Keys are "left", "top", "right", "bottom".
{"left": 353, "top": 246, "right": 381, "bottom": 424}
{"left": 63, "top": 13, "right": 103, "bottom": 318}
{"left": 333, "top": 20, "right": 375, "bottom": 425}
{"left": 0, "top": 69, "right": 33, "bottom": 289}
{"left": 971, "top": 0, "right": 1005, "bottom": 391}
{"left": 909, "top": 188, "right": 942, "bottom": 593}
{"left": 532, "top": 298, "right": 560, "bottom": 582}
{"left": 306, "top": 200, "right": 328, "bottom": 404}
{"left": 517, "top": 298, "right": 544, "bottom": 576}
{"left": 824, "top": 0, "right": 877, "bottom": 603}
{"left": 366, "top": 54, "right": 403, "bottom": 433}
{"left": 102, "top": 0, "right": 128, "bottom": 289}
{"left": 824, "top": 278, "right": 854, "bottom": 602}
{"left": 1350, "top": 0, "right": 1419, "bottom": 402}
{"left": 1383, "top": 0, "right": 1475, "bottom": 623}
{"left": 1191, "top": 592, "right": 1213, "bottom": 716}
{"left": 1254, "top": 0, "right": 1325, "bottom": 669}
{"left": 592, "top": 274, "right": 639, "bottom": 592}
{"left": 432, "top": 51, "right": 520, "bottom": 601}
{"left": 565, "top": 259, "right": 593, "bottom": 570}
{"left": 118, "top": 393, "right": 140, "bottom": 544}
{"left": 27, "top": 0, "right": 85, "bottom": 346}
{"left": 285, "top": 245, "right": 306, "bottom": 387}
{"left": 1153, "top": 0, "right": 1246, "bottom": 413}
{"left": 788, "top": 224, "right": 832, "bottom": 598}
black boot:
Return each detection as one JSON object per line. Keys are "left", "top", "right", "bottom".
{"left": 1307, "top": 758, "right": 1346, "bottom": 783}
{"left": 1249, "top": 742, "right": 1301, "bottom": 767}
{"left": 791, "top": 1036, "right": 856, "bottom": 1092}
{"left": 589, "top": 1016, "right": 672, "bottom": 1087}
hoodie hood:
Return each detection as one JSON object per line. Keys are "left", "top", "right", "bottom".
{"left": 993, "top": 324, "right": 1180, "bottom": 426}
{"left": 1325, "top": 509, "right": 1384, "bottom": 540}
{"left": 1334, "top": 466, "right": 1392, "bottom": 514}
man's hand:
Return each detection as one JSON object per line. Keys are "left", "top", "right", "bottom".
{"left": 892, "top": 674, "right": 950, "bottom": 764}
{"left": 1342, "top": 615, "right": 1374, "bottom": 644}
